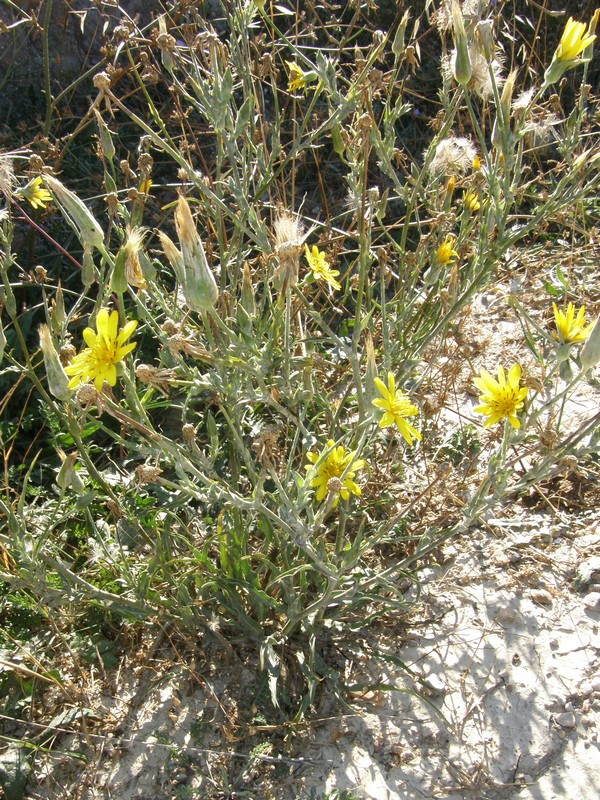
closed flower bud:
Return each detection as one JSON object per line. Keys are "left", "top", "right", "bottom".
{"left": 475, "top": 19, "right": 495, "bottom": 62}
{"left": 363, "top": 331, "right": 378, "bottom": 413}
{"left": 110, "top": 246, "right": 129, "bottom": 295}
{"left": 0, "top": 319, "right": 6, "bottom": 365}
{"left": 392, "top": 10, "right": 410, "bottom": 58}
{"left": 580, "top": 317, "right": 600, "bottom": 373}
{"left": 50, "top": 284, "right": 66, "bottom": 334}
{"left": 174, "top": 196, "right": 219, "bottom": 311}
{"left": 42, "top": 175, "right": 105, "bottom": 250}
{"left": 158, "top": 231, "right": 185, "bottom": 284}
{"left": 451, "top": 1, "right": 472, "bottom": 86}
{"left": 39, "top": 324, "right": 70, "bottom": 400}
{"left": 82, "top": 243, "right": 97, "bottom": 287}
{"left": 94, "top": 110, "right": 115, "bottom": 163}
{"left": 240, "top": 262, "right": 256, "bottom": 317}
{"left": 56, "top": 450, "right": 85, "bottom": 494}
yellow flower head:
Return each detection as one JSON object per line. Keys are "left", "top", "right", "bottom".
{"left": 473, "top": 364, "right": 528, "bottom": 429}
{"left": 65, "top": 309, "right": 138, "bottom": 391}
{"left": 305, "top": 244, "right": 341, "bottom": 291}
{"left": 372, "top": 372, "right": 422, "bottom": 445}
{"left": 286, "top": 61, "right": 313, "bottom": 93}
{"left": 434, "top": 234, "right": 459, "bottom": 266}
{"left": 552, "top": 302, "right": 595, "bottom": 344}
{"left": 305, "top": 439, "right": 366, "bottom": 506}
{"left": 463, "top": 190, "right": 481, "bottom": 212}
{"left": 19, "top": 177, "right": 53, "bottom": 210}
{"left": 555, "top": 17, "right": 596, "bottom": 62}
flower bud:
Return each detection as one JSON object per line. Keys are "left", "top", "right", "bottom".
{"left": 43, "top": 175, "right": 105, "bottom": 250}
{"left": 584, "top": 9, "right": 600, "bottom": 61}
{"left": 363, "top": 331, "right": 379, "bottom": 414}
{"left": 475, "top": 19, "right": 495, "bottom": 62}
{"left": 451, "top": 2, "right": 472, "bottom": 86}
{"left": 240, "top": 262, "right": 256, "bottom": 317}
{"left": 118, "top": 226, "right": 148, "bottom": 290}
{"left": 94, "top": 110, "right": 115, "bottom": 163}
{"left": 110, "top": 246, "right": 129, "bottom": 294}
{"left": 174, "top": 196, "right": 219, "bottom": 311}
{"left": 392, "top": 10, "right": 410, "bottom": 58}
{"left": 580, "top": 317, "right": 600, "bottom": 373}
{"left": 158, "top": 231, "right": 185, "bottom": 284}
{"left": 56, "top": 450, "right": 85, "bottom": 494}
{"left": 82, "top": 243, "right": 97, "bottom": 287}
{"left": 0, "top": 319, "right": 6, "bottom": 364}
{"left": 50, "top": 284, "right": 66, "bottom": 335}
{"left": 39, "top": 324, "right": 70, "bottom": 400}
{"left": 491, "top": 72, "right": 517, "bottom": 153}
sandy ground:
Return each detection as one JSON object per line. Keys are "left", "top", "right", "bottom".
{"left": 24, "top": 501, "right": 599, "bottom": 800}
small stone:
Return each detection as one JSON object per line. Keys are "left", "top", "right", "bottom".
{"left": 579, "top": 681, "right": 593, "bottom": 696}
{"left": 574, "top": 557, "right": 600, "bottom": 591}
{"left": 495, "top": 607, "right": 518, "bottom": 624}
{"left": 555, "top": 711, "right": 577, "bottom": 728}
{"left": 531, "top": 589, "right": 553, "bottom": 606}
{"left": 549, "top": 638, "right": 559, "bottom": 650}
{"left": 583, "top": 592, "right": 600, "bottom": 611}
{"left": 545, "top": 696, "right": 565, "bottom": 712}
{"left": 421, "top": 673, "right": 446, "bottom": 696}
{"left": 564, "top": 701, "right": 574, "bottom": 712}
{"left": 590, "top": 677, "right": 600, "bottom": 693}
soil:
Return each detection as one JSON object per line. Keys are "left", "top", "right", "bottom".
{"left": 22, "top": 505, "right": 600, "bottom": 800}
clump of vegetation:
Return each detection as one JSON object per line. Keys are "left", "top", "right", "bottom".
{"left": 0, "top": 1, "right": 598, "bottom": 733}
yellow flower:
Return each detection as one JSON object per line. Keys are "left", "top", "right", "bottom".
{"left": 286, "top": 61, "right": 312, "bottom": 93}
{"left": 19, "top": 177, "right": 53, "bottom": 210}
{"left": 372, "top": 372, "right": 422, "bottom": 445}
{"left": 305, "top": 245, "right": 341, "bottom": 291}
{"left": 305, "top": 439, "right": 366, "bottom": 506}
{"left": 434, "top": 234, "right": 459, "bottom": 266}
{"left": 65, "top": 309, "right": 138, "bottom": 391}
{"left": 555, "top": 17, "right": 596, "bottom": 62}
{"left": 544, "top": 15, "right": 597, "bottom": 85}
{"left": 463, "top": 190, "right": 481, "bottom": 212}
{"left": 552, "top": 302, "right": 595, "bottom": 344}
{"left": 473, "top": 364, "right": 528, "bottom": 429}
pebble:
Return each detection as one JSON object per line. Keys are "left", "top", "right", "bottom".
{"left": 591, "top": 677, "right": 600, "bottom": 693}
{"left": 555, "top": 711, "right": 576, "bottom": 728}
{"left": 574, "top": 557, "right": 600, "bottom": 591}
{"left": 579, "top": 681, "right": 593, "bottom": 696}
{"left": 583, "top": 592, "right": 600, "bottom": 610}
{"left": 421, "top": 673, "right": 446, "bottom": 696}
{"left": 564, "top": 701, "right": 574, "bottom": 712}
{"left": 495, "top": 607, "right": 518, "bottom": 624}
{"left": 530, "top": 589, "right": 553, "bottom": 606}
{"left": 545, "top": 697, "right": 565, "bottom": 712}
